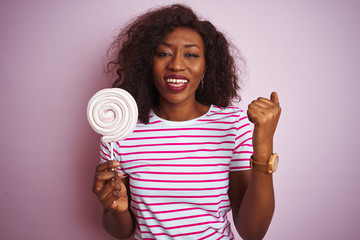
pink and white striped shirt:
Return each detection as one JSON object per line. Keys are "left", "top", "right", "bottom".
{"left": 100, "top": 105, "right": 253, "bottom": 239}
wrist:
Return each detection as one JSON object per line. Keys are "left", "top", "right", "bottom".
{"left": 253, "top": 150, "right": 272, "bottom": 163}
{"left": 250, "top": 153, "right": 279, "bottom": 174}
{"left": 253, "top": 141, "right": 273, "bottom": 162}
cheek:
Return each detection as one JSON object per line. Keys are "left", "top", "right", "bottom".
{"left": 152, "top": 61, "right": 164, "bottom": 78}
{"left": 193, "top": 57, "right": 206, "bottom": 72}
{"left": 151, "top": 63, "right": 164, "bottom": 88}
{"left": 192, "top": 63, "right": 206, "bottom": 77}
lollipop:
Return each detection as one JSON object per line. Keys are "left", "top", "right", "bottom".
{"left": 87, "top": 88, "right": 138, "bottom": 159}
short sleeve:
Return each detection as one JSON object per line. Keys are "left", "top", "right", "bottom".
{"left": 230, "top": 113, "right": 253, "bottom": 171}
{"left": 99, "top": 138, "right": 127, "bottom": 177}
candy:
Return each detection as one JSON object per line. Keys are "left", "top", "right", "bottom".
{"left": 87, "top": 88, "right": 138, "bottom": 143}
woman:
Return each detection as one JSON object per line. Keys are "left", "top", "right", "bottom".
{"left": 93, "top": 4, "right": 281, "bottom": 240}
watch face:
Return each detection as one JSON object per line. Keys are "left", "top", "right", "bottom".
{"left": 273, "top": 155, "right": 279, "bottom": 171}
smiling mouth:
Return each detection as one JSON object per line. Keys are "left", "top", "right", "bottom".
{"left": 165, "top": 78, "right": 189, "bottom": 87}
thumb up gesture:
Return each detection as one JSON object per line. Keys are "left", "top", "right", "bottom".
{"left": 247, "top": 92, "right": 281, "bottom": 162}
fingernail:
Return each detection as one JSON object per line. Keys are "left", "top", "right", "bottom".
{"left": 110, "top": 180, "right": 115, "bottom": 187}
{"left": 112, "top": 161, "right": 120, "bottom": 166}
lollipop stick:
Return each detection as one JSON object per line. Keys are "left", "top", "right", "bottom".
{"left": 110, "top": 142, "right": 115, "bottom": 174}
{"left": 110, "top": 142, "right": 114, "bottom": 160}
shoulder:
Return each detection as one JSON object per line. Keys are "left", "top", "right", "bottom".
{"left": 212, "top": 105, "right": 245, "bottom": 114}
{"left": 208, "top": 105, "right": 252, "bottom": 136}
{"left": 208, "top": 105, "right": 248, "bottom": 121}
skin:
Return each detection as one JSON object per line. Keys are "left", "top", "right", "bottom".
{"left": 92, "top": 27, "right": 281, "bottom": 240}
{"left": 151, "top": 27, "right": 209, "bottom": 121}
{"left": 92, "top": 161, "right": 135, "bottom": 239}
{"left": 229, "top": 92, "right": 281, "bottom": 240}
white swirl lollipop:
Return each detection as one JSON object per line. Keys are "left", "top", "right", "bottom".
{"left": 87, "top": 88, "right": 138, "bottom": 145}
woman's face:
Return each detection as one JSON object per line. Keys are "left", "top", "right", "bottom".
{"left": 152, "top": 27, "right": 206, "bottom": 107}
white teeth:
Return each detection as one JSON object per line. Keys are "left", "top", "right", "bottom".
{"left": 165, "top": 78, "right": 188, "bottom": 84}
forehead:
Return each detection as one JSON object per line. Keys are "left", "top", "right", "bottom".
{"left": 162, "top": 27, "right": 204, "bottom": 49}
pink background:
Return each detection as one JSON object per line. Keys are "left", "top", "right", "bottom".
{"left": 1, "top": 0, "right": 359, "bottom": 239}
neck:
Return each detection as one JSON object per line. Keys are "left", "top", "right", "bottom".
{"left": 154, "top": 100, "right": 210, "bottom": 122}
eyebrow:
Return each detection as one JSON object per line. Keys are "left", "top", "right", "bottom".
{"left": 159, "top": 42, "right": 200, "bottom": 49}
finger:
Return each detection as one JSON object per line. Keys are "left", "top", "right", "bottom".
{"left": 102, "top": 190, "right": 121, "bottom": 210}
{"left": 270, "top": 91, "right": 280, "bottom": 105}
{"left": 247, "top": 110, "right": 254, "bottom": 123}
{"left": 97, "top": 179, "right": 122, "bottom": 201}
{"left": 95, "top": 171, "right": 122, "bottom": 181}
{"left": 247, "top": 108, "right": 261, "bottom": 124}
{"left": 93, "top": 171, "right": 122, "bottom": 193}
{"left": 96, "top": 161, "right": 120, "bottom": 172}
{"left": 254, "top": 95, "right": 279, "bottom": 105}
{"left": 248, "top": 102, "right": 270, "bottom": 114}
{"left": 250, "top": 99, "right": 273, "bottom": 109}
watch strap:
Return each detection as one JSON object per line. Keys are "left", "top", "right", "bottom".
{"left": 250, "top": 156, "right": 271, "bottom": 173}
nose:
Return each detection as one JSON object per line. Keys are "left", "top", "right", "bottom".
{"left": 167, "top": 53, "right": 185, "bottom": 72}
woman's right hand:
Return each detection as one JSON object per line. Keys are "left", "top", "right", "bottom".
{"left": 92, "top": 160, "right": 129, "bottom": 213}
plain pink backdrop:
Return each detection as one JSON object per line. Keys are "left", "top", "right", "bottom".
{"left": 1, "top": 0, "right": 360, "bottom": 239}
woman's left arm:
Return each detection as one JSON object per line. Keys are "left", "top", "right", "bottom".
{"left": 229, "top": 92, "right": 281, "bottom": 240}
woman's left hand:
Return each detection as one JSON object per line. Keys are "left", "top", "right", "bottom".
{"left": 247, "top": 92, "right": 281, "bottom": 162}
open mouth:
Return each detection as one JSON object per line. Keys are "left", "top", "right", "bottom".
{"left": 165, "top": 78, "right": 189, "bottom": 87}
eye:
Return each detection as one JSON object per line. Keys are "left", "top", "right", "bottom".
{"left": 185, "top": 53, "right": 200, "bottom": 58}
{"left": 156, "top": 51, "right": 171, "bottom": 57}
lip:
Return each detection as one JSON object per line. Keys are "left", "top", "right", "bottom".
{"left": 164, "top": 74, "right": 189, "bottom": 92}
{"left": 164, "top": 74, "right": 188, "bottom": 80}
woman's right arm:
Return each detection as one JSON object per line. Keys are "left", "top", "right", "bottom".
{"left": 93, "top": 160, "right": 135, "bottom": 239}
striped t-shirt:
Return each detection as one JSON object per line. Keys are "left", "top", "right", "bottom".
{"left": 100, "top": 105, "right": 253, "bottom": 239}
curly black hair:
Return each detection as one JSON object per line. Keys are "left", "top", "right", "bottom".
{"left": 108, "top": 4, "right": 245, "bottom": 124}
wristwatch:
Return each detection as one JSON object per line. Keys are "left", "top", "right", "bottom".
{"left": 250, "top": 153, "right": 279, "bottom": 174}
